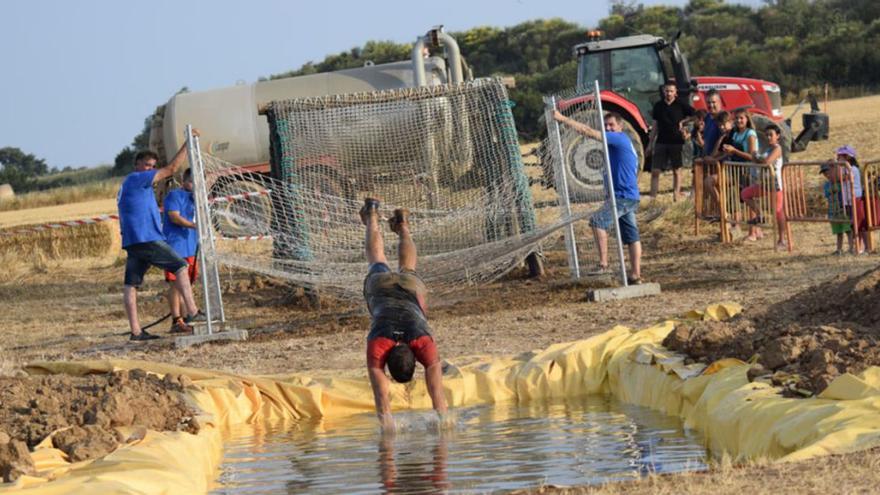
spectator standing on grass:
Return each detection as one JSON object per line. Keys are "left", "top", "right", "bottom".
{"left": 162, "top": 168, "right": 199, "bottom": 334}
{"left": 701, "top": 90, "right": 724, "bottom": 157}
{"left": 686, "top": 109, "right": 708, "bottom": 164}
{"left": 360, "top": 198, "right": 448, "bottom": 431}
{"left": 821, "top": 162, "right": 850, "bottom": 255}
{"left": 698, "top": 111, "right": 733, "bottom": 214}
{"left": 721, "top": 109, "right": 759, "bottom": 239}
{"left": 740, "top": 125, "right": 787, "bottom": 249}
{"left": 117, "top": 130, "right": 206, "bottom": 341}
{"left": 832, "top": 145, "right": 867, "bottom": 254}
{"left": 647, "top": 80, "right": 695, "bottom": 202}
{"left": 554, "top": 110, "right": 643, "bottom": 284}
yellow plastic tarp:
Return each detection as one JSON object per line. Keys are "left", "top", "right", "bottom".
{"left": 5, "top": 301, "right": 880, "bottom": 494}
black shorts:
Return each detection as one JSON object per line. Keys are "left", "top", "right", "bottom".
{"left": 124, "top": 241, "right": 187, "bottom": 287}
{"left": 652, "top": 144, "right": 687, "bottom": 171}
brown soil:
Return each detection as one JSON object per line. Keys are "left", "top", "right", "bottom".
{"left": 0, "top": 370, "right": 199, "bottom": 481}
{"left": 664, "top": 266, "right": 880, "bottom": 395}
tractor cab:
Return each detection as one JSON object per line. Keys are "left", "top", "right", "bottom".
{"left": 574, "top": 33, "right": 693, "bottom": 127}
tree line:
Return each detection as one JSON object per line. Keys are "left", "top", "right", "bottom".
{"left": 267, "top": 0, "right": 880, "bottom": 140}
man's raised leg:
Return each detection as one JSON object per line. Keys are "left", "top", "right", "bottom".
{"left": 362, "top": 198, "right": 388, "bottom": 266}
{"left": 390, "top": 209, "right": 416, "bottom": 271}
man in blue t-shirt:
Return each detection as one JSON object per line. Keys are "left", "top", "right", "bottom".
{"left": 117, "top": 130, "right": 206, "bottom": 341}
{"left": 162, "top": 168, "right": 199, "bottom": 334}
{"left": 554, "top": 110, "right": 643, "bottom": 284}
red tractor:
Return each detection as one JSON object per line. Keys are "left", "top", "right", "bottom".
{"left": 549, "top": 31, "right": 829, "bottom": 200}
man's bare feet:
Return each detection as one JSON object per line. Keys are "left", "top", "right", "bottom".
{"left": 389, "top": 208, "right": 409, "bottom": 234}
{"left": 360, "top": 197, "right": 380, "bottom": 225}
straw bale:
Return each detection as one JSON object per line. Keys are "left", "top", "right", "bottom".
{"left": 0, "top": 184, "right": 14, "bottom": 201}
{"left": 0, "top": 221, "right": 120, "bottom": 263}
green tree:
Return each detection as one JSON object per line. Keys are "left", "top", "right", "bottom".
{"left": 0, "top": 147, "right": 50, "bottom": 191}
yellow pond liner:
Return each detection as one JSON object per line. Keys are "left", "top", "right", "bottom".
{"left": 4, "top": 302, "right": 880, "bottom": 493}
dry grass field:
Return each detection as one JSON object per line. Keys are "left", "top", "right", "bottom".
{"left": 1, "top": 94, "right": 879, "bottom": 493}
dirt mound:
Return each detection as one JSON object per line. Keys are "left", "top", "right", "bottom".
{"left": 664, "top": 266, "right": 880, "bottom": 396}
{"left": 0, "top": 370, "right": 199, "bottom": 482}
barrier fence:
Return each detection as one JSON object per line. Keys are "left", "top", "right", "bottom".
{"left": 695, "top": 158, "right": 880, "bottom": 252}
{"left": 862, "top": 160, "right": 880, "bottom": 252}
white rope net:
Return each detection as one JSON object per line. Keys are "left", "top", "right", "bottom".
{"left": 196, "top": 79, "right": 603, "bottom": 297}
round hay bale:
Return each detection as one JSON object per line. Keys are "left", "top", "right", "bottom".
{"left": 0, "top": 184, "right": 14, "bottom": 201}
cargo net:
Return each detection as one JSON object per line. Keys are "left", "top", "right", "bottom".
{"left": 197, "top": 79, "right": 589, "bottom": 297}
{"left": 533, "top": 84, "right": 628, "bottom": 281}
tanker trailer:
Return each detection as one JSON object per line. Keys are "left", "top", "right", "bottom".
{"left": 149, "top": 28, "right": 469, "bottom": 235}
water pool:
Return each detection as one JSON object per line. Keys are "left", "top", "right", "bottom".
{"left": 211, "top": 395, "right": 705, "bottom": 494}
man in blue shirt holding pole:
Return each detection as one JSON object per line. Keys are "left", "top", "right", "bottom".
{"left": 117, "top": 130, "right": 206, "bottom": 341}
{"left": 554, "top": 110, "right": 643, "bottom": 284}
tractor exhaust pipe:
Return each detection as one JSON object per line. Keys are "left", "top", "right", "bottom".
{"left": 412, "top": 26, "right": 464, "bottom": 86}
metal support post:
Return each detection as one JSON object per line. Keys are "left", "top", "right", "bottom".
{"left": 594, "top": 81, "right": 629, "bottom": 288}
{"left": 545, "top": 95, "right": 580, "bottom": 279}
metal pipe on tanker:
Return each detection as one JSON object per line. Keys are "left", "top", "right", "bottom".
{"left": 437, "top": 31, "right": 463, "bottom": 84}
{"left": 411, "top": 29, "right": 464, "bottom": 86}
{"left": 412, "top": 37, "right": 428, "bottom": 87}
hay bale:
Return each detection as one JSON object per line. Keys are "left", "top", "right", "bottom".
{"left": 0, "top": 221, "right": 120, "bottom": 262}
{"left": 0, "top": 184, "right": 14, "bottom": 201}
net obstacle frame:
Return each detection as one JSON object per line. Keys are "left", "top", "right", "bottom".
{"left": 177, "top": 126, "right": 247, "bottom": 348}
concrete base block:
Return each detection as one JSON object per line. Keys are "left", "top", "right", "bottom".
{"left": 586, "top": 283, "right": 661, "bottom": 302}
{"left": 174, "top": 328, "right": 248, "bottom": 349}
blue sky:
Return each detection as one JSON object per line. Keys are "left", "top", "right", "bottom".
{"left": 1, "top": 0, "right": 762, "bottom": 169}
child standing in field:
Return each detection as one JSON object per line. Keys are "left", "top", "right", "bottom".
{"left": 740, "top": 125, "right": 787, "bottom": 249}
{"left": 834, "top": 145, "right": 868, "bottom": 254}
{"left": 821, "top": 162, "right": 850, "bottom": 255}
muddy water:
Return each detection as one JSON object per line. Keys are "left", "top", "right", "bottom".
{"left": 211, "top": 396, "right": 706, "bottom": 494}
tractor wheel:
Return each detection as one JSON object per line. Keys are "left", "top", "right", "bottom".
{"left": 555, "top": 110, "right": 644, "bottom": 202}
{"left": 210, "top": 177, "right": 272, "bottom": 238}
{"left": 751, "top": 114, "right": 793, "bottom": 163}
{"left": 297, "top": 166, "right": 353, "bottom": 227}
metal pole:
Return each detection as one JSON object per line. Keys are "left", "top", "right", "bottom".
{"left": 186, "top": 125, "right": 214, "bottom": 335}
{"left": 191, "top": 131, "right": 226, "bottom": 325}
{"left": 411, "top": 37, "right": 427, "bottom": 87}
{"left": 546, "top": 95, "right": 580, "bottom": 279}
{"left": 594, "top": 80, "right": 629, "bottom": 287}
{"left": 437, "top": 30, "right": 464, "bottom": 83}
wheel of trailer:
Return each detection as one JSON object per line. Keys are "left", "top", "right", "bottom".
{"left": 751, "top": 114, "right": 793, "bottom": 163}
{"left": 559, "top": 110, "right": 645, "bottom": 202}
{"left": 297, "top": 166, "right": 354, "bottom": 242}
{"left": 210, "top": 177, "right": 272, "bottom": 238}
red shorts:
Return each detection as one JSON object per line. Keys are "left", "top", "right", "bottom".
{"left": 367, "top": 336, "right": 438, "bottom": 370}
{"left": 165, "top": 256, "right": 198, "bottom": 283}
{"left": 740, "top": 185, "right": 785, "bottom": 222}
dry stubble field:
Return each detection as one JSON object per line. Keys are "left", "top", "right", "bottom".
{"left": 1, "top": 95, "right": 880, "bottom": 493}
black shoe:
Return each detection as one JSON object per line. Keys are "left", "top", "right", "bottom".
{"left": 184, "top": 310, "right": 208, "bottom": 325}
{"left": 360, "top": 198, "right": 380, "bottom": 225}
{"left": 130, "top": 330, "right": 160, "bottom": 341}
{"left": 746, "top": 215, "right": 764, "bottom": 225}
